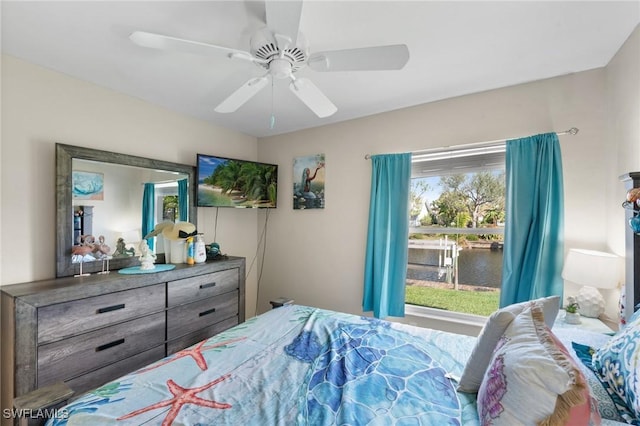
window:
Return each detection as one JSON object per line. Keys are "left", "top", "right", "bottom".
{"left": 406, "top": 144, "right": 506, "bottom": 317}
{"left": 154, "top": 183, "right": 181, "bottom": 223}
{"left": 162, "top": 195, "right": 179, "bottom": 222}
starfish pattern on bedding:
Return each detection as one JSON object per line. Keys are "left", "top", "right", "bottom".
{"left": 136, "top": 337, "right": 246, "bottom": 373}
{"left": 117, "top": 375, "right": 231, "bottom": 426}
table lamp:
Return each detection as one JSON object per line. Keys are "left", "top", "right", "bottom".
{"left": 561, "top": 248, "right": 622, "bottom": 318}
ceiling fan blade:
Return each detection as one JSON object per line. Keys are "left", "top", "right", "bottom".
{"left": 215, "top": 76, "right": 269, "bottom": 113}
{"left": 289, "top": 78, "right": 337, "bottom": 118}
{"left": 265, "top": 0, "right": 303, "bottom": 48}
{"left": 130, "top": 31, "right": 253, "bottom": 61}
{"left": 308, "top": 44, "right": 410, "bottom": 72}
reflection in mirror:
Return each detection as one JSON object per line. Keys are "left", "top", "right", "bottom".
{"left": 71, "top": 159, "right": 189, "bottom": 264}
{"left": 56, "top": 144, "right": 196, "bottom": 277}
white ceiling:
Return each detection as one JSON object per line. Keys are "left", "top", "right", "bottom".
{"left": 2, "top": 1, "right": 638, "bottom": 138}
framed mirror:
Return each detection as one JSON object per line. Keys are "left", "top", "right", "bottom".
{"left": 56, "top": 143, "right": 197, "bottom": 277}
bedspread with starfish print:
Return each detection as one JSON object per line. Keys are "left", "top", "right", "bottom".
{"left": 47, "top": 305, "right": 474, "bottom": 426}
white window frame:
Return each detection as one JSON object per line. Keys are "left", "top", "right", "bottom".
{"left": 405, "top": 143, "right": 506, "bottom": 324}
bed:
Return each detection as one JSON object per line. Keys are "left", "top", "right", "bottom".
{"left": 43, "top": 302, "right": 638, "bottom": 425}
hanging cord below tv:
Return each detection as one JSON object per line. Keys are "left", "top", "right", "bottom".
{"left": 213, "top": 207, "right": 219, "bottom": 243}
{"left": 248, "top": 208, "right": 270, "bottom": 317}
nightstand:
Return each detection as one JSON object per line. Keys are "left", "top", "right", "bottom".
{"left": 269, "top": 298, "right": 294, "bottom": 309}
{"left": 553, "top": 309, "right": 614, "bottom": 334}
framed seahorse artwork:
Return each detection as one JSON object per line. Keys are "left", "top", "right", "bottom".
{"left": 293, "top": 154, "right": 325, "bottom": 210}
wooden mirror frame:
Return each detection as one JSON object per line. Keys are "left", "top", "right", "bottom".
{"left": 56, "top": 143, "right": 197, "bottom": 277}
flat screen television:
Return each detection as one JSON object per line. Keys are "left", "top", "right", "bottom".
{"left": 196, "top": 154, "right": 278, "bottom": 208}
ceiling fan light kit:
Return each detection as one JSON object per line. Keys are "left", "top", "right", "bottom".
{"left": 129, "top": 0, "right": 409, "bottom": 123}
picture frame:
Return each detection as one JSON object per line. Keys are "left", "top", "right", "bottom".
{"left": 293, "top": 154, "right": 325, "bottom": 209}
{"left": 72, "top": 170, "right": 104, "bottom": 200}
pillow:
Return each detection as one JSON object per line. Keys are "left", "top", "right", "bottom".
{"left": 592, "top": 314, "right": 640, "bottom": 420}
{"left": 457, "top": 295, "right": 560, "bottom": 393}
{"left": 457, "top": 309, "right": 517, "bottom": 393}
{"left": 501, "top": 295, "right": 561, "bottom": 329}
{"left": 477, "top": 304, "right": 599, "bottom": 426}
{"left": 572, "top": 341, "right": 636, "bottom": 423}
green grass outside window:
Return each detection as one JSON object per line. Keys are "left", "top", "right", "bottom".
{"left": 405, "top": 286, "right": 500, "bottom": 317}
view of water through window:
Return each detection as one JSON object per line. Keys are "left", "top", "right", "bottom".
{"left": 408, "top": 247, "right": 503, "bottom": 288}
{"left": 406, "top": 146, "right": 506, "bottom": 316}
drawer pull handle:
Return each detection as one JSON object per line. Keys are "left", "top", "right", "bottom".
{"left": 199, "top": 308, "right": 217, "bottom": 317}
{"left": 199, "top": 282, "right": 217, "bottom": 289}
{"left": 97, "top": 304, "right": 125, "bottom": 314}
{"left": 96, "top": 338, "right": 125, "bottom": 352}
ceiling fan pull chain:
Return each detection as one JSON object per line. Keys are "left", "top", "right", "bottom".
{"left": 270, "top": 78, "right": 276, "bottom": 129}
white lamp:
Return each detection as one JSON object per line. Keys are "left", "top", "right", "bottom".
{"left": 561, "top": 249, "right": 622, "bottom": 318}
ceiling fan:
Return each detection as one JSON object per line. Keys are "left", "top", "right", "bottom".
{"left": 129, "top": 0, "right": 409, "bottom": 118}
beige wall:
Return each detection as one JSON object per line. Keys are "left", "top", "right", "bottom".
{"left": 0, "top": 54, "right": 263, "bottom": 315}
{"left": 607, "top": 25, "right": 640, "bottom": 186}
{"left": 257, "top": 60, "right": 637, "bottom": 329}
{"left": 605, "top": 25, "right": 640, "bottom": 318}
{"left": 606, "top": 24, "right": 640, "bottom": 246}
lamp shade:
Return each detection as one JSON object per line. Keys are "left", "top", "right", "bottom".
{"left": 561, "top": 249, "right": 622, "bottom": 290}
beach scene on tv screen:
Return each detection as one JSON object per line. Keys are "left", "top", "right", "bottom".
{"left": 198, "top": 155, "right": 277, "bottom": 208}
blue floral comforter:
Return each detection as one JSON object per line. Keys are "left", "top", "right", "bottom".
{"left": 48, "top": 305, "right": 476, "bottom": 425}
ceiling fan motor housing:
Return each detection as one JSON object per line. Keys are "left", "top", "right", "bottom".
{"left": 250, "top": 27, "right": 308, "bottom": 73}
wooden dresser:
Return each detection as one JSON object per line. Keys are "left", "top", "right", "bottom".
{"left": 0, "top": 257, "right": 245, "bottom": 413}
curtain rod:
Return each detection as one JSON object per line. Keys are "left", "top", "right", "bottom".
{"left": 141, "top": 179, "right": 183, "bottom": 185}
{"left": 364, "top": 127, "right": 579, "bottom": 160}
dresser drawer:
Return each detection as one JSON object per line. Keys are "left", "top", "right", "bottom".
{"left": 166, "top": 316, "right": 239, "bottom": 355}
{"left": 37, "top": 284, "right": 165, "bottom": 343}
{"left": 66, "top": 345, "right": 166, "bottom": 396}
{"left": 37, "top": 312, "right": 165, "bottom": 387}
{"left": 167, "top": 269, "right": 239, "bottom": 307}
{"left": 167, "top": 290, "right": 238, "bottom": 340}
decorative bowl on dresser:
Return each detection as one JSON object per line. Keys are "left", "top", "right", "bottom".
{"left": 0, "top": 257, "right": 245, "bottom": 424}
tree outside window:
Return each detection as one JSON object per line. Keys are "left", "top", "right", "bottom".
{"left": 407, "top": 147, "right": 506, "bottom": 316}
{"left": 163, "top": 195, "right": 178, "bottom": 222}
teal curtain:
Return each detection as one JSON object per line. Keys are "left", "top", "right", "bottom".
{"left": 142, "top": 183, "right": 155, "bottom": 251}
{"left": 363, "top": 153, "right": 412, "bottom": 318}
{"left": 178, "top": 179, "right": 188, "bottom": 222}
{"left": 500, "top": 133, "right": 564, "bottom": 307}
